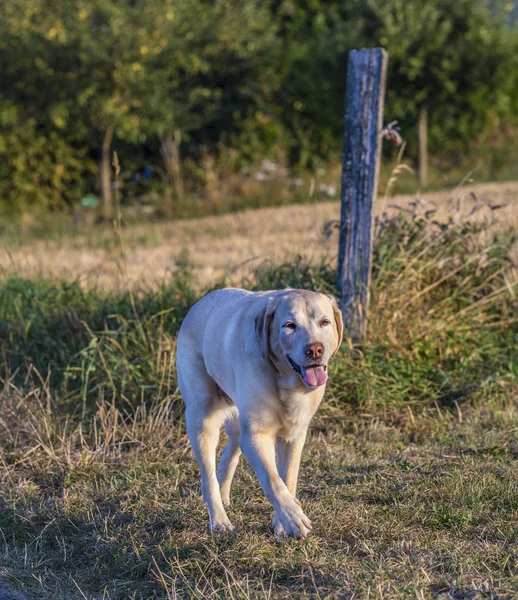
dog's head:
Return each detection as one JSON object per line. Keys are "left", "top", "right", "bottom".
{"left": 254, "top": 290, "right": 343, "bottom": 388}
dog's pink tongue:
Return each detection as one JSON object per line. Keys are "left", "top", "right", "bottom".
{"left": 302, "top": 366, "right": 328, "bottom": 387}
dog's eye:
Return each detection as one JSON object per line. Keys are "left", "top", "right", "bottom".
{"left": 283, "top": 321, "right": 296, "bottom": 330}
{"left": 320, "top": 318, "right": 331, "bottom": 327}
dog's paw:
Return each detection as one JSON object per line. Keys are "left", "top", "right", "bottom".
{"left": 272, "top": 512, "right": 286, "bottom": 537}
{"left": 275, "top": 497, "right": 312, "bottom": 539}
{"left": 209, "top": 518, "right": 235, "bottom": 534}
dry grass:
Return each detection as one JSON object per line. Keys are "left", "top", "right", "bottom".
{"left": 1, "top": 388, "right": 517, "bottom": 599}
{"left": 1, "top": 181, "right": 517, "bottom": 289}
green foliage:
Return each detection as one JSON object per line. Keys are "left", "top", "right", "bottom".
{"left": 0, "top": 0, "right": 278, "bottom": 211}
{"left": 0, "top": 0, "right": 518, "bottom": 210}
{"left": 266, "top": 1, "right": 360, "bottom": 166}
{"left": 363, "top": 0, "right": 518, "bottom": 155}
{"left": 0, "top": 111, "right": 92, "bottom": 214}
{"left": 272, "top": 0, "right": 518, "bottom": 162}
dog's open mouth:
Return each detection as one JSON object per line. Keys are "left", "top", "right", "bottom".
{"left": 288, "top": 356, "right": 328, "bottom": 387}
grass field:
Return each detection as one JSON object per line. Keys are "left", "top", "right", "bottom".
{"left": 1, "top": 181, "right": 517, "bottom": 289}
{"left": 0, "top": 181, "right": 517, "bottom": 599}
{"left": 1, "top": 393, "right": 518, "bottom": 599}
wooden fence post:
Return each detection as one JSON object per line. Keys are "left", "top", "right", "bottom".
{"left": 338, "top": 48, "right": 388, "bottom": 342}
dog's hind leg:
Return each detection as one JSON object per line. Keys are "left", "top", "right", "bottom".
{"left": 217, "top": 415, "right": 241, "bottom": 507}
{"left": 185, "top": 400, "right": 234, "bottom": 533}
{"left": 179, "top": 344, "right": 235, "bottom": 534}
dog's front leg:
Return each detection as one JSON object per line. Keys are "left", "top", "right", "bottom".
{"left": 273, "top": 432, "right": 308, "bottom": 536}
{"left": 240, "top": 428, "right": 312, "bottom": 539}
{"left": 276, "top": 431, "right": 307, "bottom": 495}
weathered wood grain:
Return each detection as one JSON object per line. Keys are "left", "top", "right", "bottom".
{"left": 338, "top": 48, "right": 388, "bottom": 342}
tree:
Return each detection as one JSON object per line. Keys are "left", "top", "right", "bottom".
{"left": 147, "top": 0, "right": 278, "bottom": 212}
{"left": 1, "top": 0, "right": 518, "bottom": 217}
{"left": 269, "top": 0, "right": 518, "bottom": 165}
{"left": 269, "top": 0, "right": 361, "bottom": 166}
{"left": 0, "top": 0, "right": 278, "bottom": 216}
{"left": 359, "top": 0, "right": 518, "bottom": 157}
{"left": 0, "top": 1, "right": 93, "bottom": 213}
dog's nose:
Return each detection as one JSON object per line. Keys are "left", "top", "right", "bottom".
{"left": 304, "top": 342, "right": 324, "bottom": 360}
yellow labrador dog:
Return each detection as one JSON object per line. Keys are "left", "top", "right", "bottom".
{"left": 177, "top": 288, "right": 343, "bottom": 538}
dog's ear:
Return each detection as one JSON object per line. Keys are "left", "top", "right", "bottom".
{"left": 328, "top": 296, "right": 344, "bottom": 360}
{"left": 254, "top": 298, "right": 276, "bottom": 362}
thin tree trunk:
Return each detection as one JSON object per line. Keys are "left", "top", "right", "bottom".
{"left": 418, "top": 109, "right": 428, "bottom": 188}
{"left": 160, "top": 130, "right": 183, "bottom": 218}
{"left": 100, "top": 125, "right": 114, "bottom": 220}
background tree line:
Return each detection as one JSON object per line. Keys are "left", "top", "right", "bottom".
{"left": 1, "top": 0, "right": 517, "bottom": 218}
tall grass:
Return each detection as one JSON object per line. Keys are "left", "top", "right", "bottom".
{"left": 1, "top": 209, "right": 516, "bottom": 420}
